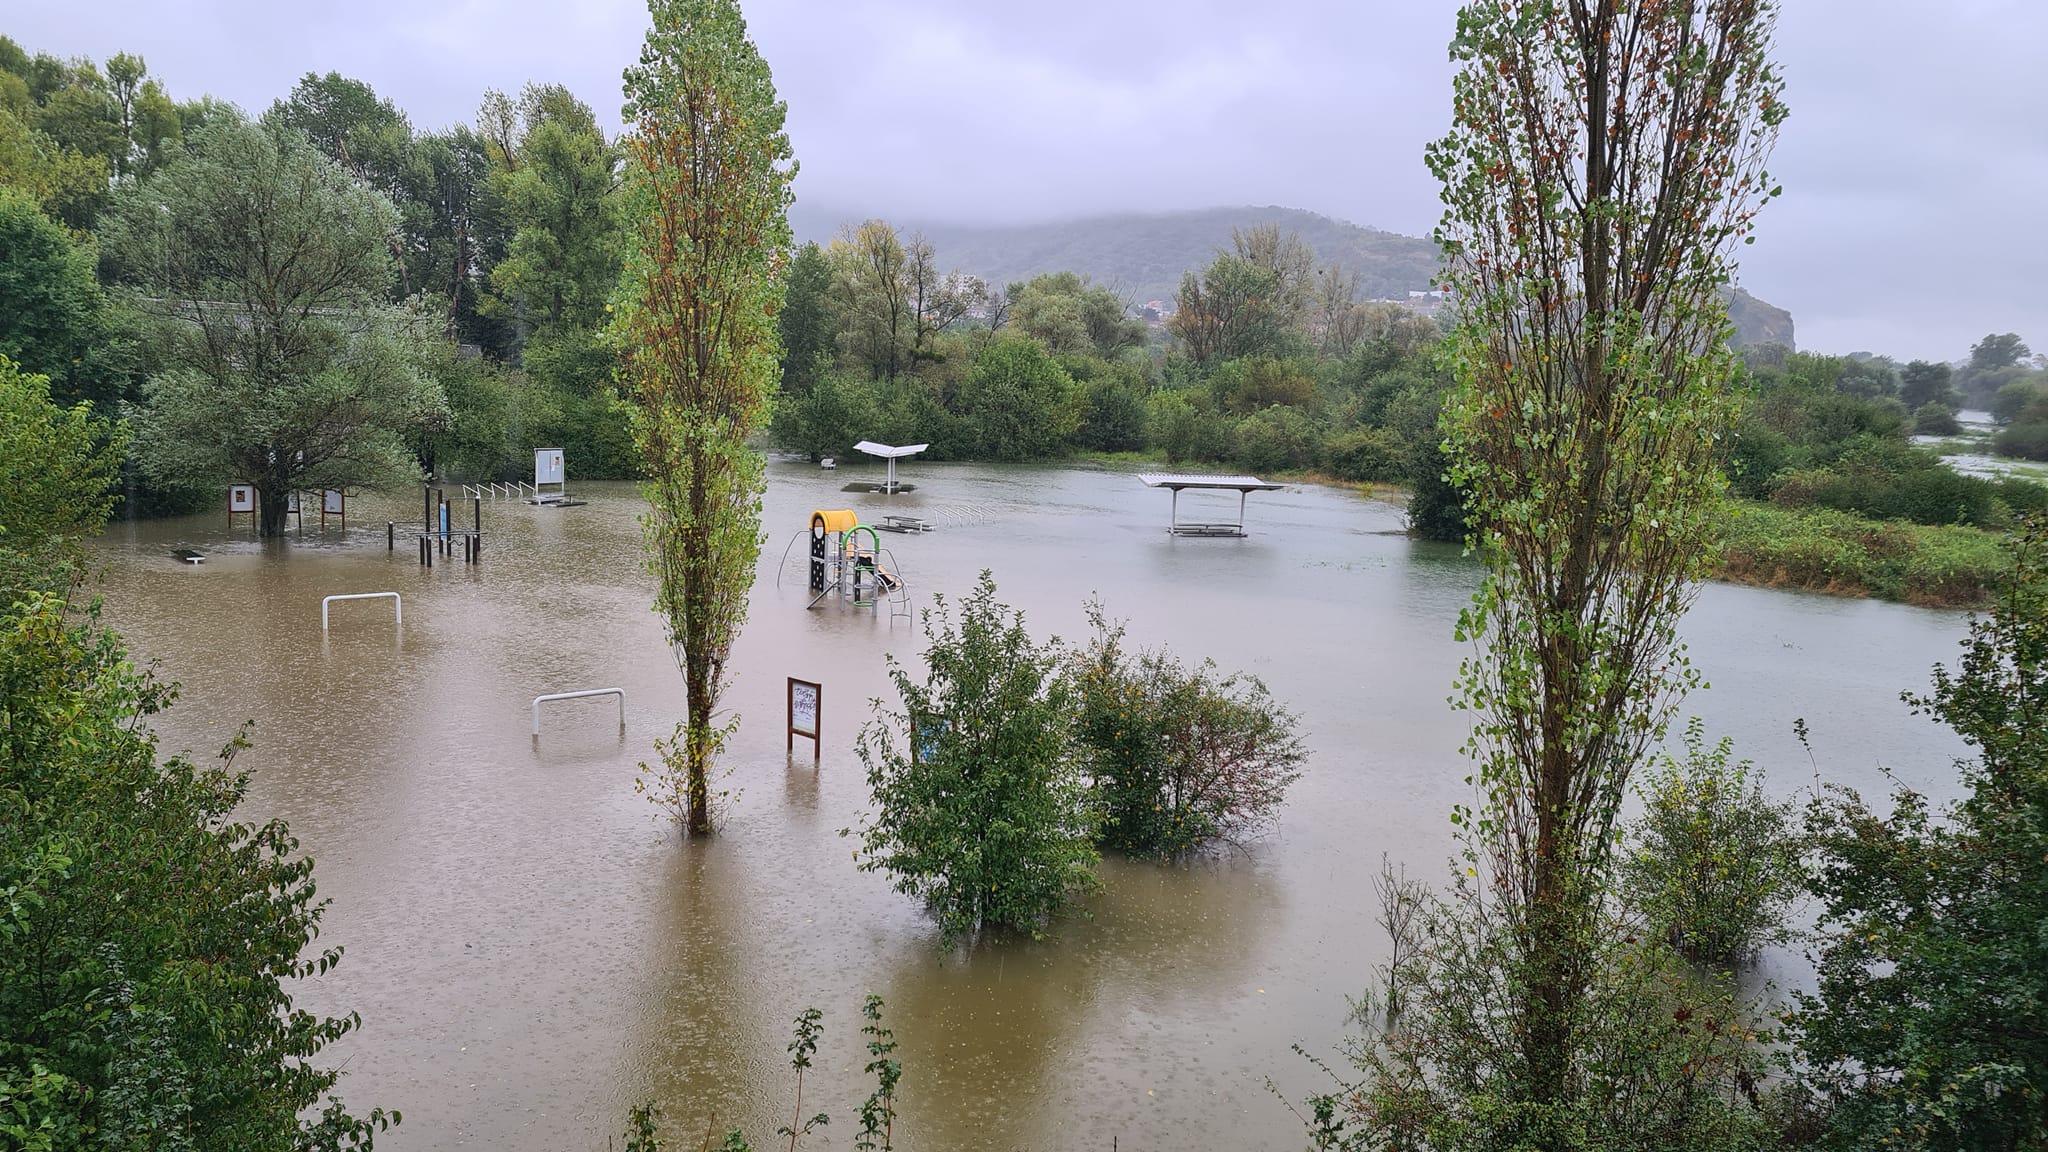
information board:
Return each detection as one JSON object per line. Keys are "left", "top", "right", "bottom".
{"left": 323, "top": 489, "right": 345, "bottom": 514}
{"left": 787, "top": 677, "right": 821, "bottom": 763}
{"left": 229, "top": 484, "right": 255, "bottom": 511}
{"left": 535, "top": 448, "right": 565, "bottom": 486}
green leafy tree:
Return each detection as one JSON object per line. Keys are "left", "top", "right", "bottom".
{"left": 1794, "top": 518, "right": 2048, "bottom": 1149}
{"left": 854, "top": 573, "right": 1098, "bottom": 945}
{"left": 1169, "top": 253, "right": 1286, "bottom": 365}
{"left": 1426, "top": 0, "right": 1786, "bottom": 1135}
{"left": 0, "top": 356, "right": 125, "bottom": 596}
{"left": 1969, "top": 332, "right": 2030, "bottom": 374}
{"left": 0, "top": 187, "right": 119, "bottom": 408}
{"left": 0, "top": 104, "right": 111, "bottom": 228}
{"left": 105, "top": 118, "right": 446, "bottom": 536}
{"left": 402, "top": 125, "right": 501, "bottom": 343}
{"left": 267, "top": 72, "right": 413, "bottom": 197}
{"left": 0, "top": 595, "right": 396, "bottom": 1151}
{"left": 954, "top": 336, "right": 1081, "bottom": 460}
{"left": 612, "top": 0, "right": 794, "bottom": 837}
{"left": 829, "top": 219, "right": 912, "bottom": 379}
{"left": 1010, "top": 272, "right": 1145, "bottom": 359}
{"left": 1898, "top": 359, "right": 1959, "bottom": 413}
{"left": 488, "top": 84, "right": 620, "bottom": 339}
{"left": 777, "top": 240, "right": 837, "bottom": 396}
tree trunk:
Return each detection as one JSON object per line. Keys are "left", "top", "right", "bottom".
{"left": 684, "top": 461, "right": 714, "bottom": 836}
{"left": 258, "top": 481, "right": 289, "bottom": 537}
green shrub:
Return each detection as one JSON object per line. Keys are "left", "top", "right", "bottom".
{"left": 852, "top": 572, "right": 1097, "bottom": 945}
{"left": 770, "top": 370, "right": 880, "bottom": 461}
{"left": 1793, "top": 518, "right": 2048, "bottom": 1148}
{"left": 1145, "top": 389, "right": 1230, "bottom": 463}
{"left": 1995, "top": 421, "right": 2048, "bottom": 461}
{"left": 1769, "top": 446, "right": 2007, "bottom": 528}
{"left": 954, "top": 337, "right": 1083, "bottom": 461}
{"left": 1074, "top": 606, "right": 1305, "bottom": 858}
{"left": 0, "top": 596, "right": 394, "bottom": 1150}
{"left": 1075, "top": 368, "right": 1148, "bottom": 452}
{"left": 1621, "top": 719, "right": 1800, "bottom": 967}
{"left": 1232, "top": 405, "right": 1320, "bottom": 473}
{"left": 1405, "top": 439, "right": 1471, "bottom": 542}
{"left": 1990, "top": 378, "right": 2046, "bottom": 425}
{"left": 1311, "top": 854, "right": 1782, "bottom": 1151}
{"left": 1325, "top": 425, "right": 1407, "bottom": 482}
{"left": 1912, "top": 402, "right": 1962, "bottom": 436}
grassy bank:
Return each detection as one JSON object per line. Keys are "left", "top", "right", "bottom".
{"left": 1714, "top": 502, "right": 2008, "bottom": 608}
{"left": 1052, "top": 455, "right": 2010, "bottom": 609}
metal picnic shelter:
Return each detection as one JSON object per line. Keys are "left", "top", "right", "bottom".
{"left": 1137, "top": 473, "right": 1285, "bottom": 537}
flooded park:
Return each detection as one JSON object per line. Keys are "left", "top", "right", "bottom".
{"left": 87, "top": 460, "right": 1975, "bottom": 1151}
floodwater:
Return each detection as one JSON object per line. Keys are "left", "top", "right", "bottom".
{"left": 88, "top": 462, "right": 1973, "bottom": 1151}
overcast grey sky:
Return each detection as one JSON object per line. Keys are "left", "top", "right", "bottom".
{"left": 13, "top": 0, "right": 2045, "bottom": 360}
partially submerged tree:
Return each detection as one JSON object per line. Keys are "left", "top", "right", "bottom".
{"left": 612, "top": 0, "right": 794, "bottom": 836}
{"left": 1426, "top": 0, "right": 1786, "bottom": 1133}
{"left": 1076, "top": 605, "right": 1306, "bottom": 858}
{"left": 854, "top": 573, "right": 1098, "bottom": 945}
{"left": 106, "top": 118, "right": 445, "bottom": 535}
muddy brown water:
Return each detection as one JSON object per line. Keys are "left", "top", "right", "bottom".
{"left": 87, "top": 461, "right": 1971, "bottom": 1150}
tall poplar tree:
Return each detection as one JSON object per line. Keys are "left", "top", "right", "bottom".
{"left": 612, "top": 0, "right": 794, "bottom": 836}
{"left": 1429, "top": 0, "right": 1786, "bottom": 1127}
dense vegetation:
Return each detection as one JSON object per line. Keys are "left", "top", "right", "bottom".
{"left": 2, "top": 28, "right": 2038, "bottom": 591}
{"left": 853, "top": 575, "right": 1305, "bottom": 944}
{"left": 0, "top": 358, "right": 390, "bottom": 1149}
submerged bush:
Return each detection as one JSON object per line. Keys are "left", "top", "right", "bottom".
{"left": 1074, "top": 605, "right": 1305, "bottom": 857}
{"left": 1621, "top": 719, "right": 1801, "bottom": 967}
{"left": 852, "top": 572, "right": 1097, "bottom": 945}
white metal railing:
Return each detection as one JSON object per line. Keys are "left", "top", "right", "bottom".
{"left": 322, "top": 592, "right": 401, "bottom": 630}
{"left": 532, "top": 688, "right": 625, "bottom": 736}
{"left": 463, "top": 480, "right": 540, "bottom": 499}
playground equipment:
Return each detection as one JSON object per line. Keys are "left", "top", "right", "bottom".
{"left": 531, "top": 688, "right": 625, "bottom": 737}
{"left": 777, "top": 509, "right": 911, "bottom": 617}
{"left": 322, "top": 591, "right": 401, "bottom": 630}
{"left": 389, "top": 486, "right": 486, "bottom": 566}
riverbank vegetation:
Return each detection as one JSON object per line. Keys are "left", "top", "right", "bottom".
{"left": 2, "top": 28, "right": 2039, "bottom": 593}
{"left": 0, "top": 360, "right": 392, "bottom": 1148}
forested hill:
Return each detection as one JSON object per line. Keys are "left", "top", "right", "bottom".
{"left": 790, "top": 202, "right": 1795, "bottom": 347}
{"left": 791, "top": 204, "right": 1443, "bottom": 306}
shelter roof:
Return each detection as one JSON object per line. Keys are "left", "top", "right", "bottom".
{"left": 1136, "top": 473, "right": 1285, "bottom": 492}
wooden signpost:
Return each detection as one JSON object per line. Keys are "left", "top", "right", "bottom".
{"left": 787, "top": 677, "right": 821, "bottom": 764}
{"left": 227, "top": 483, "right": 257, "bottom": 532}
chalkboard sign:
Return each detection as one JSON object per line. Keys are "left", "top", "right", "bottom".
{"left": 787, "top": 677, "right": 821, "bottom": 764}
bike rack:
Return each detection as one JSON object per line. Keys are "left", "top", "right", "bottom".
{"left": 322, "top": 592, "right": 401, "bottom": 630}
{"left": 532, "top": 688, "right": 625, "bottom": 736}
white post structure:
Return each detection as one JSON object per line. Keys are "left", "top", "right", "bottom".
{"left": 532, "top": 688, "right": 626, "bottom": 736}
{"left": 322, "top": 592, "right": 402, "bottom": 630}
{"left": 853, "top": 441, "right": 929, "bottom": 493}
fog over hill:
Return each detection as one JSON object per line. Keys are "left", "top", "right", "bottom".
{"left": 792, "top": 204, "right": 1440, "bottom": 308}
{"left": 791, "top": 202, "right": 1793, "bottom": 348}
